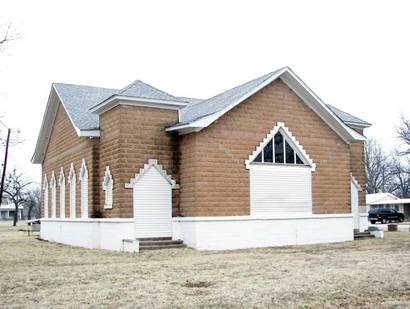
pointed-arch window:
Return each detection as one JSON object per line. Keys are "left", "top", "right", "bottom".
{"left": 59, "top": 167, "right": 65, "bottom": 219}
{"left": 253, "top": 132, "right": 306, "bottom": 165}
{"left": 43, "top": 174, "right": 49, "bottom": 219}
{"left": 79, "top": 159, "right": 89, "bottom": 219}
{"left": 103, "top": 166, "right": 113, "bottom": 209}
{"left": 68, "top": 164, "right": 76, "bottom": 219}
{"left": 50, "top": 171, "right": 57, "bottom": 218}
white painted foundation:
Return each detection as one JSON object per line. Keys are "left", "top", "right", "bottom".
{"left": 172, "top": 214, "right": 354, "bottom": 250}
{"left": 41, "top": 213, "right": 355, "bottom": 252}
{"left": 40, "top": 219, "right": 138, "bottom": 252}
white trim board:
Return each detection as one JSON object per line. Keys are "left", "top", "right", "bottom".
{"left": 90, "top": 96, "right": 188, "bottom": 114}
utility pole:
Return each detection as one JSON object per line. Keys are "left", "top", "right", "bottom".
{"left": 0, "top": 128, "right": 11, "bottom": 204}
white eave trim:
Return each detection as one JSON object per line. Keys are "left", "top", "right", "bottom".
{"left": 167, "top": 67, "right": 369, "bottom": 143}
{"left": 90, "top": 95, "right": 188, "bottom": 114}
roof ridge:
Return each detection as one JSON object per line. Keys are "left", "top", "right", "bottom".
{"left": 53, "top": 82, "right": 118, "bottom": 92}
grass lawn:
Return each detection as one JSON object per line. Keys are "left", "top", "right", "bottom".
{"left": 1, "top": 221, "right": 410, "bottom": 308}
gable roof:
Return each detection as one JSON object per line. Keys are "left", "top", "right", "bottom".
{"left": 179, "top": 69, "right": 281, "bottom": 124}
{"left": 53, "top": 83, "right": 115, "bottom": 130}
{"left": 33, "top": 67, "right": 370, "bottom": 164}
{"left": 167, "top": 67, "right": 367, "bottom": 143}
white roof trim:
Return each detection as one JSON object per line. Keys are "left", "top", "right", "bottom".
{"left": 32, "top": 86, "right": 100, "bottom": 164}
{"left": 350, "top": 174, "right": 362, "bottom": 191}
{"left": 90, "top": 95, "right": 188, "bottom": 114}
{"left": 167, "top": 67, "right": 367, "bottom": 143}
{"left": 245, "top": 122, "right": 316, "bottom": 171}
{"left": 125, "top": 159, "right": 177, "bottom": 189}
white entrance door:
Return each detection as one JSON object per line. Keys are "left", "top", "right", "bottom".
{"left": 351, "top": 179, "right": 360, "bottom": 230}
{"left": 133, "top": 166, "right": 172, "bottom": 238}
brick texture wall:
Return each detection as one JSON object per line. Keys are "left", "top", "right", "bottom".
{"left": 179, "top": 79, "right": 353, "bottom": 216}
{"left": 98, "top": 104, "right": 179, "bottom": 218}
{"left": 41, "top": 80, "right": 366, "bottom": 219}
{"left": 349, "top": 129, "right": 366, "bottom": 207}
{"left": 41, "top": 104, "right": 99, "bottom": 218}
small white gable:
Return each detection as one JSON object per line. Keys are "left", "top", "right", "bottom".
{"left": 125, "top": 159, "right": 177, "bottom": 189}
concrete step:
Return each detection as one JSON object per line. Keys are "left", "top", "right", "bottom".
{"left": 139, "top": 243, "right": 187, "bottom": 250}
{"left": 139, "top": 239, "right": 183, "bottom": 246}
{"left": 138, "top": 239, "right": 186, "bottom": 250}
{"left": 354, "top": 232, "right": 375, "bottom": 240}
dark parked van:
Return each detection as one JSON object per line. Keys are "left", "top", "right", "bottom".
{"left": 368, "top": 208, "right": 405, "bottom": 224}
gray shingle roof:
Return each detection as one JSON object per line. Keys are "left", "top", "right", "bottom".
{"left": 179, "top": 69, "right": 282, "bottom": 124}
{"left": 326, "top": 104, "right": 370, "bottom": 127}
{"left": 118, "top": 80, "right": 180, "bottom": 102}
{"left": 53, "top": 83, "right": 116, "bottom": 130}
{"left": 53, "top": 71, "right": 369, "bottom": 132}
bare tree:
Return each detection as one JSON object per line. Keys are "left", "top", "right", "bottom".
{"left": 3, "top": 169, "right": 31, "bottom": 226}
{"left": 0, "top": 23, "right": 21, "bottom": 52}
{"left": 397, "top": 116, "right": 410, "bottom": 156}
{"left": 23, "top": 187, "right": 41, "bottom": 220}
{"left": 365, "top": 138, "right": 392, "bottom": 193}
{"left": 388, "top": 155, "right": 410, "bottom": 198}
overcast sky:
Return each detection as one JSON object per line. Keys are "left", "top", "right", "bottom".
{"left": 0, "top": 0, "right": 409, "bottom": 184}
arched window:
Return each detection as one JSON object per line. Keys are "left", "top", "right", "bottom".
{"left": 50, "top": 171, "right": 56, "bottom": 218}
{"left": 43, "top": 174, "right": 49, "bottom": 219}
{"left": 59, "top": 167, "right": 65, "bottom": 219}
{"left": 103, "top": 166, "right": 113, "bottom": 209}
{"left": 68, "top": 163, "right": 76, "bottom": 219}
{"left": 79, "top": 159, "right": 88, "bottom": 219}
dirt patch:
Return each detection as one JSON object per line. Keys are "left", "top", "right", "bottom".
{"left": 183, "top": 280, "right": 214, "bottom": 288}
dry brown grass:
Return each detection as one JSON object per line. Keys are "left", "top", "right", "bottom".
{"left": 1, "top": 221, "right": 410, "bottom": 308}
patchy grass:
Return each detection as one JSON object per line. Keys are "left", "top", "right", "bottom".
{"left": 1, "top": 221, "right": 410, "bottom": 308}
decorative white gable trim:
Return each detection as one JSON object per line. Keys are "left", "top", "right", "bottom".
{"left": 350, "top": 174, "right": 362, "bottom": 191}
{"left": 125, "top": 159, "right": 177, "bottom": 189}
{"left": 245, "top": 122, "right": 316, "bottom": 171}
{"left": 102, "top": 166, "right": 114, "bottom": 209}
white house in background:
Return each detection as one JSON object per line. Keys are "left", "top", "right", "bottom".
{"left": 0, "top": 203, "right": 24, "bottom": 220}
{"left": 366, "top": 193, "right": 410, "bottom": 219}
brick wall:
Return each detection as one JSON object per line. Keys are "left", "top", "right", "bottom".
{"left": 42, "top": 103, "right": 99, "bottom": 218}
{"left": 98, "top": 104, "right": 179, "bottom": 218}
{"left": 179, "top": 79, "right": 352, "bottom": 216}
{"left": 349, "top": 133, "right": 366, "bottom": 207}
